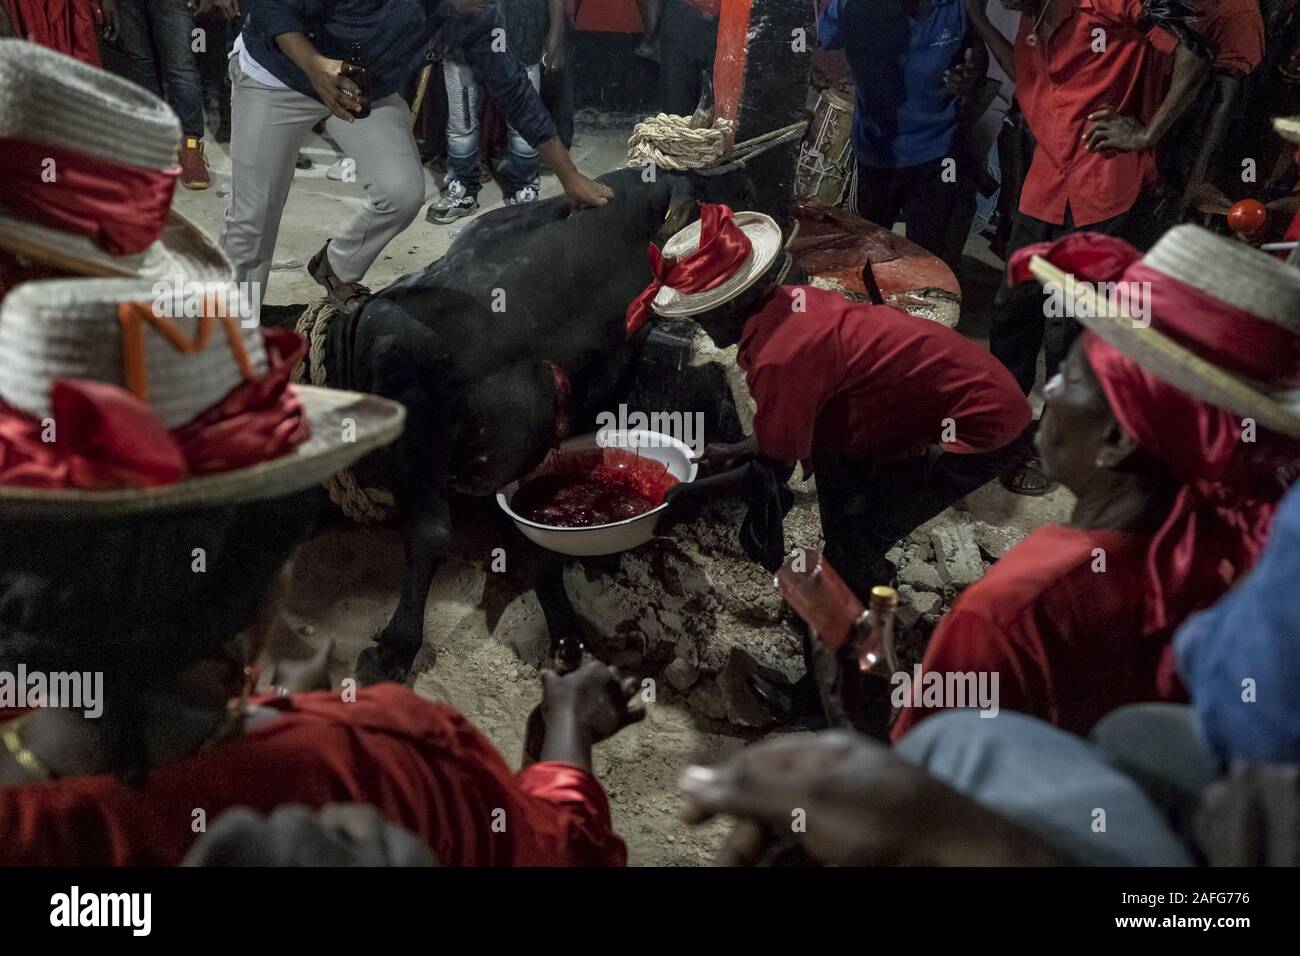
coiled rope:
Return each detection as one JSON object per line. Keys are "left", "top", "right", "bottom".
{"left": 625, "top": 117, "right": 809, "bottom": 176}
{"left": 293, "top": 300, "right": 395, "bottom": 524}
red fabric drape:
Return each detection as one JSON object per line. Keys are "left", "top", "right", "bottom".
{"left": 3, "top": 0, "right": 101, "bottom": 66}
{"left": 1009, "top": 233, "right": 1300, "bottom": 637}
{"left": 0, "top": 138, "right": 180, "bottom": 257}
{"left": 626, "top": 203, "right": 754, "bottom": 335}
{"left": 0, "top": 329, "right": 310, "bottom": 490}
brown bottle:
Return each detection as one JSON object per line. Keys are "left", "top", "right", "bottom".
{"left": 856, "top": 586, "right": 898, "bottom": 674}
{"left": 342, "top": 43, "right": 373, "bottom": 119}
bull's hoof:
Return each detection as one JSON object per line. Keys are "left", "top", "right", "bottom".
{"left": 355, "top": 645, "right": 417, "bottom": 686}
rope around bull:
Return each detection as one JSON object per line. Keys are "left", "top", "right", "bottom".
{"left": 294, "top": 300, "right": 395, "bottom": 524}
{"left": 625, "top": 116, "right": 809, "bottom": 176}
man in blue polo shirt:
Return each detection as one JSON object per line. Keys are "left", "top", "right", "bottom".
{"left": 820, "top": 0, "right": 984, "bottom": 273}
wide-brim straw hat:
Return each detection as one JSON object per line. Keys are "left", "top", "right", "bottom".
{"left": 0, "top": 39, "right": 232, "bottom": 284}
{"left": 1026, "top": 225, "right": 1300, "bottom": 440}
{"left": 0, "top": 278, "right": 405, "bottom": 519}
{"left": 651, "top": 211, "right": 784, "bottom": 317}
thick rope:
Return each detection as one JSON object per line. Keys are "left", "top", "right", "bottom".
{"left": 626, "top": 117, "right": 809, "bottom": 176}
{"left": 294, "top": 300, "right": 395, "bottom": 525}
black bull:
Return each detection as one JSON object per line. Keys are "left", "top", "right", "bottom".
{"left": 275, "top": 167, "right": 754, "bottom": 682}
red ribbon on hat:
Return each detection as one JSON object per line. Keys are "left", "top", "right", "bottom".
{"left": 625, "top": 203, "right": 753, "bottom": 336}
{"left": 1009, "top": 232, "right": 1300, "bottom": 643}
{"left": 0, "top": 137, "right": 180, "bottom": 257}
{"left": 0, "top": 329, "right": 310, "bottom": 491}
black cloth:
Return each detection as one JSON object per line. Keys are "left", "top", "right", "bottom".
{"left": 853, "top": 155, "right": 977, "bottom": 277}
{"left": 989, "top": 206, "right": 1132, "bottom": 396}
{"left": 813, "top": 429, "right": 1034, "bottom": 601}
{"left": 739, "top": 460, "right": 796, "bottom": 572}
{"left": 658, "top": 0, "right": 718, "bottom": 116}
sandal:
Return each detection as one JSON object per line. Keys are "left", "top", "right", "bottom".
{"left": 308, "top": 243, "right": 372, "bottom": 314}
{"left": 1000, "top": 451, "right": 1057, "bottom": 497}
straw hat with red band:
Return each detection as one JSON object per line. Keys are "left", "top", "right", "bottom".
{"left": 635, "top": 204, "right": 784, "bottom": 330}
{"left": 1013, "top": 224, "right": 1300, "bottom": 640}
{"left": 0, "top": 278, "right": 405, "bottom": 519}
{"left": 0, "top": 39, "right": 231, "bottom": 284}
{"left": 1015, "top": 224, "right": 1300, "bottom": 440}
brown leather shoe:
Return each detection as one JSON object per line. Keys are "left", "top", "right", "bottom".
{"left": 179, "top": 136, "right": 211, "bottom": 190}
{"left": 308, "top": 243, "right": 372, "bottom": 314}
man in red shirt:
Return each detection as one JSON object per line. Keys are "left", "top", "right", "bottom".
{"left": 644, "top": 205, "right": 1031, "bottom": 609}
{"left": 892, "top": 224, "right": 1300, "bottom": 742}
{"left": 966, "top": 0, "right": 1209, "bottom": 494}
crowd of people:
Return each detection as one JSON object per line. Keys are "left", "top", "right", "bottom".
{"left": 0, "top": 0, "right": 1297, "bottom": 871}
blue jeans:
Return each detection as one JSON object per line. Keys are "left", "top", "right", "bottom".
{"left": 106, "top": 0, "right": 205, "bottom": 138}
{"left": 444, "top": 59, "right": 543, "bottom": 196}
{"left": 897, "top": 709, "right": 1199, "bottom": 866}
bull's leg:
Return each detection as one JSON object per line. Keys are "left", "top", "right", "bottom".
{"left": 533, "top": 549, "right": 587, "bottom": 670}
{"left": 356, "top": 492, "right": 452, "bottom": 685}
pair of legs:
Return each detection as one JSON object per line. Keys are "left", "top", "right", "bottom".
{"left": 221, "top": 56, "right": 426, "bottom": 307}
{"left": 442, "top": 59, "right": 544, "bottom": 200}
{"left": 898, "top": 704, "right": 1214, "bottom": 865}
{"left": 658, "top": 0, "right": 718, "bottom": 116}
{"left": 813, "top": 430, "right": 1034, "bottom": 601}
{"left": 853, "top": 155, "right": 978, "bottom": 277}
{"left": 103, "top": 0, "right": 204, "bottom": 138}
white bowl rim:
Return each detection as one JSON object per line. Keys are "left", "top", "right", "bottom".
{"left": 496, "top": 429, "right": 699, "bottom": 533}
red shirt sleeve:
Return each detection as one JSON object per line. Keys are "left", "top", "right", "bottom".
{"left": 514, "top": 762, "right": 627, "bottom": 866}
{"left": 746, "top": 335, "right": 841, "bottom": 466}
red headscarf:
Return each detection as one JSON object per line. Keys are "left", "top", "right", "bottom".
{"left": 625, "top": 203, "right": 753, "bottom": 335}
{"left": 1011, "top": 232, "right": 1300, "bottom": 638}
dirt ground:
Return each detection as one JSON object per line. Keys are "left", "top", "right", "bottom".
{"left": 176, "top": 120, "right": 1073, "bottom": 866}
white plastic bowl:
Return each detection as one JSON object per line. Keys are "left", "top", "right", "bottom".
{"left": 497, "top": 430, "right": 698, "bottom": 556}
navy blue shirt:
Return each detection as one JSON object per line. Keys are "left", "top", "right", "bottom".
{"left": 242, "top": 0, "right": 557, "bottom": 146}
{"left": 819, "top": 0, "right": 967, "bottom": 169}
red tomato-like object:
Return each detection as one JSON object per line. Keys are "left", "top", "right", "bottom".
{"left": 1228, "top": 199, "right": 1268, "bottom": 237}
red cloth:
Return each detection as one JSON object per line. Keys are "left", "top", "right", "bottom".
{"left": 737, "top": 285, "right": 1031, "bottom": 468}
{"left": 891, "top": 525, "right": 1166, "bottom": 741}
{"left": 627, "top": 203, "right": 753, "bottom": 335}
{"left": 1192, "top": 0, "right": 1265, "bottom": 76}
{"left": 1014, "top": 0, "right": 1178, "bottom": 227}
{"left": 682, "top": 0, "right": 721, "bottom": 16}
{"left": 0, "top": 685, "right": 626, "bottom": 867}
{"left": 0, "top": 328, "right": 310, "bottom": 490}
{"left": 2, "top": 0, "right": 101, "bottom": 66}
{"left": 0, "top": 138, "right": 180, "bottom": 257}
{"left": 1009, "top": 232, "right": 1300, "bottom": 637}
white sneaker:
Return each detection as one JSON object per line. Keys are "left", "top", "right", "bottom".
{"left": 507, "top": 185, "right": 540, "bottom": 206}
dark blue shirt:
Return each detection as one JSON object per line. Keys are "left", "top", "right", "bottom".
{"left": 819, "top": 0, "right": 967, "bottom": 169}
{"left": 242, "top": 0, "right": 557, "bottom": 146}
{"left": 1175, "top": 482, "right": 1300, "bottom": 767}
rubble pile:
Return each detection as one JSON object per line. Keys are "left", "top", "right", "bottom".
{"left": 490, "top": 490, "right": 1030, "bottom": 729}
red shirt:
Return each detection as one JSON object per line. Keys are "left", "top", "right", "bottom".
{"left": 1015, "top": 0, "right": 1178, "bottom": 226}
{"left": 891, "top": 525, "right": 1170, "bottom": 742}
{"left": 737, "top": 286, "right": 1031, "bottom": 466}
{"left": 0, "top": 685, "right": 626, "bottom": 867}
{"left": 683, "top": 0, "right": 721, "bottom": 17}
{"left": 1193, "top": 0, "right": 1264, "bottom": 77}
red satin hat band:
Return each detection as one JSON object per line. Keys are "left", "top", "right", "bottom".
{"left": 1009, "top": 233, "right": 1300, "bottom": 386}
{"left": 626, "top": 203, "right": 754, "bottom": 335}
{"left": 0, "top": 137, "right": 179, "bottom": 257}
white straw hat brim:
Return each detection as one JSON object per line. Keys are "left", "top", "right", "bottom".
{"left": 0, "top": 386, "right": 406, "bottom": 520}
{"left": 651, "top": 211, "right": 784, "bottom": 317}
{"left": 0, "top": 207, "right": 233, "bottom": 285}
{"left": 1028, "top": 256, "right": 1300, "bottom": 440}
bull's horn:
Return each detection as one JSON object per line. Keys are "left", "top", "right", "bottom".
{"left": 689, "top": 70, "right": 716, "bottom": 129}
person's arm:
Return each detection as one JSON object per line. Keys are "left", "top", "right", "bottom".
{"left": 1084, "top": 41, "right": 1209, "bottom": 152}
{"left": 275, "top": 31, "right": 365, "bottom": 122}
{"left": 543, "top": 0, "right": 567, "bottom": 72}
{"left": 537, "top": 661, "right": 643, "bottom": 770}
{"left": 965, "top": 0, "right": 1015, "bottom": 82}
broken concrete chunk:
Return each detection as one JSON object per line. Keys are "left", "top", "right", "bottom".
{"left": 972, "top": 521, "right": 1028, "bottom": 562}
{"left": 664, "top": 655, "right": 699, "bottom": 692}
{"left": 898, "top": 559, "right": 944, "bottom": 593}
{"left": 928, "top": 525, "right": 985, "bottom": 588}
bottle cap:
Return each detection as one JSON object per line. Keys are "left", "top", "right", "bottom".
{"left": 869, "top": 585, "right": 899, "bottom": 610}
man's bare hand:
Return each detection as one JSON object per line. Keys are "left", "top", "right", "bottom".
{"left": 1084, "top": 106, "right": 1149, "bottom": 153}
{"left": 560, "top": 171, "right": 614, "bottom": 209}
{"left": 307, "top": 56, "right": 364, "bottom": 123}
